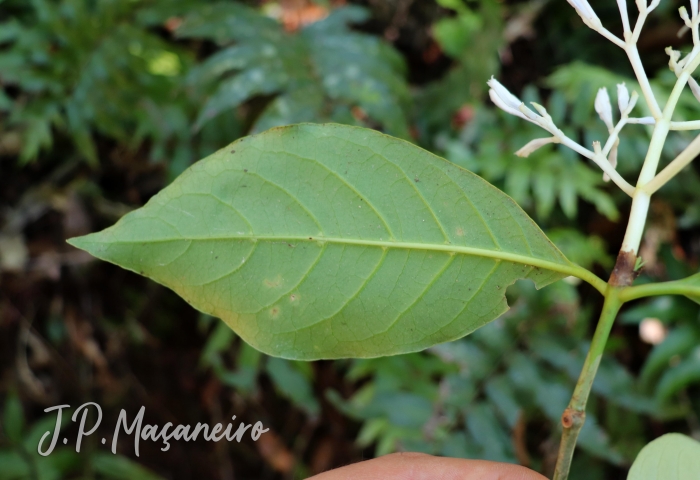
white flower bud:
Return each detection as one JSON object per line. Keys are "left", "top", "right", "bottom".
{"left": 594, "top": 87, "right": 614, "bottom": 130}
{"left": 488, "top": 89, "right": 527, "bottom": 121}
{"left": 515, "top": 137, "right": 559, "bottom": 158}
{"left": 617, "top": 83, "right": 630, "bottom": 113}
{"left": 666, "top": 47, "right": 685, "bottom": 75}
{"left": 487, "top": 77, "right": 522, "bottom": 111}
{"left": 592, "top": 140, "right": 602, "bottom": 155}
{"left": 679, "top": 6, "right": 692, "bottom": 27}
{"left": 567, "top": 0, "right": 602, "bottom": 30}
{"left": 530, "top": 102, "right": 549, "bottom": 118}
{"left": 667, "top": 47, "right": 681, "bottom": 65}
{"left": 518, "top": 103, "right": 540, "bottom": 122}
{"left": 487, "top": 77, "right": 539, "bottom": 124}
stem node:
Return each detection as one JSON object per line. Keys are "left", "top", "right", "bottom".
{"left": 561, "top": 408, "right": 585, "bottom": 429}
{"left": 609, "top": 250, "right": 640, "bottom": 287}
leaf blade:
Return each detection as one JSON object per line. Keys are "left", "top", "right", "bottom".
{"left": 628, "top": 433, "right": 700, "bottom": 480}
{"left": 69, "top": 123, "right": 583, "bottom": 359}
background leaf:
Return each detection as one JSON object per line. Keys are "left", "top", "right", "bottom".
{"left": 179, "top": 4, "right": 410, "bottom": 138}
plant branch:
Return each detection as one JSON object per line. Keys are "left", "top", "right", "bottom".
{"left": 620, "top": 47, "right": 700, "bottom": 254}
{"left": 552, "top": 290, "right": 623, "bottom": 480}
{"left": 644, "top": 132, "right": 700, "bottom": 194}
{"left": 598, "top": 26, "right": 626, "bottom": 49}
{"left": 625, "top": 45, "right": 662, "bottom": 119}
{"left": 670, "top": 120, "right": 700, "bottom": 130}
{"left": 624, "top": 8, "right": 663, "bottom": 119}
{"left": 547, "top": 125, "right": 635, "bottom": 196}
{"left": 619, "top": 278, "right": 700, "bottom": 301}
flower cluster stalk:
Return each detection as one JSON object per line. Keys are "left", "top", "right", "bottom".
{"left": 486, "top": 1, "right": 700, "bottom": 478}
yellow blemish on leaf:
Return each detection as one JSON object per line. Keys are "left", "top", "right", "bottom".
{"left": 264, "top": 274, "right": 283, "bottom": 288}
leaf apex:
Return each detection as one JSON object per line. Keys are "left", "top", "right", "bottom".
{"left": 66, "top": 233, "right": 98, "bottom": 255}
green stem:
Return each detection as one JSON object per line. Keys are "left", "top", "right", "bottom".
{"left": 552, "top": 289, "right": 623, "bottom": 480}
{"left": 620, "top": 278, "right": 700, "bottom": 302}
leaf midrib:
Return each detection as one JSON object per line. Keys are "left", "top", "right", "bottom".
{"left": 75, "top": 234, "right": 603, "bottom": 290}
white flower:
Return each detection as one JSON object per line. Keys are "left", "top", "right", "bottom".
{"left": 617, "top": 83, "right": 630, "bottom": 113}
{"left": 594, "top": 87, "right": 614, "bottom": 130}
{"left": 515, "top": 137, "right": 560, "bottom": 158}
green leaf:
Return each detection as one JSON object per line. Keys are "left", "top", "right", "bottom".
{"left": 91, "top": 453, "right": 165, "bottom": 480}
{"left": 265, "top": 357, "right": 320, "bottom": 416}
{"left": 548, "top": 229, "right": 613, "bottom": 270}
{"left": 0, "top": 450, "right": 30, "bottom": 479}
{"left": 655, "top": 348, "right": 700, "bottom": 402}
{"left": 433, "top": 14, "right": 481, "bottom": 58}
{"left": 2, "top": 392, "right": 24, "bottom": 443}
{"left": 640, "top": 325, "right": 700, "bottom": 388}
{"left": 465, "top": 403, "right": 513, "bottom": 462}
{"left": 217, "top": 342, "right": 262, "bottom": 394}
{"left": 200, "top": 321, "right": 235, "bottom": 365}
{"left": 484, "top": 375, "right": 521, "bottom": 428}
{"left": 68, "top": 123, "right": 582, "bottom": 360}
{"left": 179, "top": 5, "right": 410, "bottom": 137}
{"left": 628, "top": 433, "right": 700, "bottom": 480}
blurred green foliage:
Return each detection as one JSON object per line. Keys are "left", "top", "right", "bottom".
{"left": 3, "top": 0, "right": 700, "bottom": 478}
{"left": 0, "top": 0, "right": 194, "bottom": 166}
{"left": 180, "top": 4, "right": 411, "bottom": 137}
